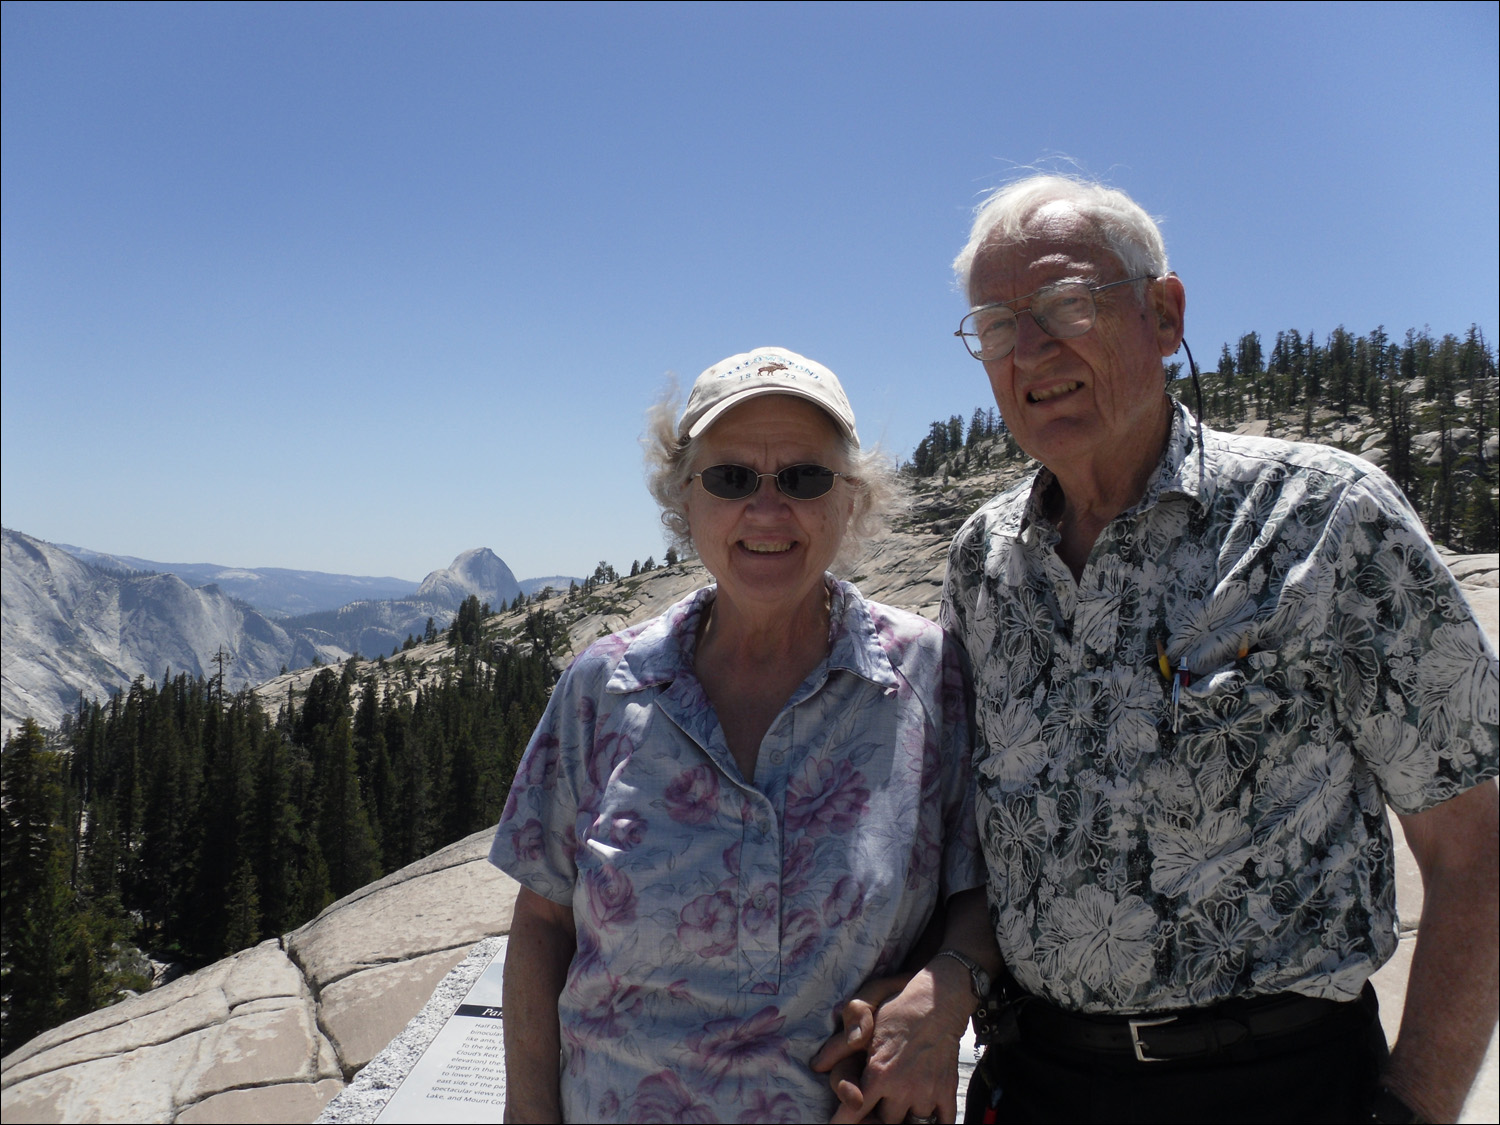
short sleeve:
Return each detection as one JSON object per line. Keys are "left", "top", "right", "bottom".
{"left": 937, "top": 629, "right": 985, "bottom": 900}
{"left": 1324, "top": 470, "right": 1500, "bottom": 813}
{"left": 489, "top": 659, "right": 593, "bottom": 905}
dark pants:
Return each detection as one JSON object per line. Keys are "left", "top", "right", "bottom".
{"left": 964, "top": 986, "right": 1389, "bottom": 1124}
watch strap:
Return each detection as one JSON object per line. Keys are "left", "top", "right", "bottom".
{"left": 934, "top": 948, "right": 991, "bottom": 1001}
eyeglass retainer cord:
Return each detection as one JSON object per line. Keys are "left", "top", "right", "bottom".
{"left": 1179, "top": 337, "right": 1207, "bottom": 494}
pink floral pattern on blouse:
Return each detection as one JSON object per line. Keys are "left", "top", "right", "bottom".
{"left": 491, "top": 580, "right": 981, "bottom": 1122}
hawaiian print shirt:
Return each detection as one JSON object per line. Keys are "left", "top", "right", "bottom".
{"left": 491, "top": 579, "right": 982, "bottom": 1123}
{"left": 941, "top": 402, "right": 1499, "bottom": 1015}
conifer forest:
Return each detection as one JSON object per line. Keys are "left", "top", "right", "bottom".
{"left": 1, "top": 603, "right": 559, "bottom": 1050}
{"left": 2, "top": 323, "right": 1496, "bottom": 1050}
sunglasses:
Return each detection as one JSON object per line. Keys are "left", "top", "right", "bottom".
{"left": 692, "top": 463, "right": 843, "bottom": 501}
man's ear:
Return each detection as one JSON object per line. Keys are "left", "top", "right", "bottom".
{"left": 1153, "top": 272, "right": 1186, "bottom": 357}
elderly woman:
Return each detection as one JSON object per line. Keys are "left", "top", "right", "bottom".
{"left": 490, "top": 347, "right": 990, "bottom": 1124}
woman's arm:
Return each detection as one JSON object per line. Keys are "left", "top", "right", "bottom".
{"left": 503, "top": 885, "right": 577, "bottom": 1124}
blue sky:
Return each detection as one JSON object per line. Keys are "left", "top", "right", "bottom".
{"left": 3, "top": 2, "right": 1496, "bottom": 583}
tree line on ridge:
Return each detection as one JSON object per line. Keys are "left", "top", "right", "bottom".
{"left": 907, "top": 323, "right": 1497, "bottom": 554}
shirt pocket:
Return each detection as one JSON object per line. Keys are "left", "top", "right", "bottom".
{"left": 1173, "top": 663, "right": 1281, "bottom": 808}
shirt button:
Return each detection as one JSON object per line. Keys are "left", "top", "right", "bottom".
{"left": 752, "top": 892, "right": 768, "bottom": 910}
{"left": 770, "top": 750, "right": 785, "bottom": 764}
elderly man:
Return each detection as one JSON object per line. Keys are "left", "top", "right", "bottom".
{"left": 820, "top": 176, "right": 1497, "bottom": 1125}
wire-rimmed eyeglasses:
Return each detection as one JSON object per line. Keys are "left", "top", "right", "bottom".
{"left": 955, "top": 275, "right": 1156, "bottom": 361}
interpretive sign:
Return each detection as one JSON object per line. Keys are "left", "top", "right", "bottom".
{"left": 375, "top": 950, "right": 508, "bottom": 1122}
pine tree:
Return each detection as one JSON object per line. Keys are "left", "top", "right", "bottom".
{"left": 1328, "top": 326, "right": 1354, "bottom": 421}
{"left": 1236, "top": 332, "right": 1264, "bottom": 418}
{"left": 449, "top": 595, "right": 483, "bottom": 648}
{"left": 316, "top": 710, "right": 380, "bottom": 898}
{"left": 382, "top": 695, "right": 430, "bottom": 868}
{"left": 1470, "top": 353, "right": 1494, "bottom": 476}
{"left": 222, "top": 860, "right": 262, "bottom": 954}
{"left": 249, "top": 709, "right": 303, "bottom": 934}
{"left": 1, "top": 721, "right": 71, "bottom": 1048}
{"left": 1305, "top": 330, "right": 1322, "bottom": 402}
{"left": 355, "top": 677, "right": 396, "bottom": 863}
{"left": 966, "top": 407, "right": 988, "bottom": 449}
{"left": 1461, "top": 477, "right": 1499, "bottom": 552}
{"left": 1384, "top": 379, "right": 1417, "bottom": 503}
{"left": 1, "top": 720, "right": 141, "bottom": 1048}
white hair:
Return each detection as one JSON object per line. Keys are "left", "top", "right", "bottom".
{"left": 642, "top": 386, "right": 904, "bottom": 573}
{"left": 953, "top": 173, "right": 1170, "bottom": 298}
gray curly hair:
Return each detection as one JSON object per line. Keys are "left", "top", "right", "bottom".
{"left": 642, "top": 385, "right": 904, "bottom": 574}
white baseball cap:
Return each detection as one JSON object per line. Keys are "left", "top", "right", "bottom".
{"left": 678, "top": 346, "right": 859, "bottom": 446}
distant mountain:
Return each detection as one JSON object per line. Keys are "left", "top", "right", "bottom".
{"left": 518, "top": 575, "right": 582, "bottom": 598}
{"left": 53, "top": 545, "right": 420, "bottom": 618}
{"left": 415, "top": 548, "right": 521, "bottom": 609}
{"left": 2, "top": 529, "right": 296, "bottom": 735}
{"left": 277, "top": 596, "right": 460, "bottom": 666}
{"left": 1, "top": 535, "right": 534, "bottom": 737}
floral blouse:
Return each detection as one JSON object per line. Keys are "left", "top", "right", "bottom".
{"left": 942, "top": 403, "right": 1498, "bottom": 1014}
{"left": 491, "top": 579, "right": 982, "bottom": 1123}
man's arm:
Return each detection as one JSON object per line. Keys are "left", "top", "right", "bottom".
{"left": 812, "top": 887, "right": 1001, "bottom": 1124}
{"left": 1385, "top": 780, "right": 1499, "bottom": 1123}
{"left": 502, "top": 885, "right": 576, "bottom": 1124}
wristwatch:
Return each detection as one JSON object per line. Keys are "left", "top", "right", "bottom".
{"left": 934, "top": 948, "right": 991, "bottom": 1002}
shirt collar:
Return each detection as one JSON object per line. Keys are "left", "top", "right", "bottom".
{"left": 606, "top": 577, "right": 898, "bottom": 694}
{"left": 1150, "top": 398, "right": 1213, "bottom": 511}
{"left": 1010, "top": 396, "right": 1212, "bottom": 539}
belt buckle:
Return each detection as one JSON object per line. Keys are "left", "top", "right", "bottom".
{"left": 1128, "top": 1015, "right": 1176, "bottom": 1063}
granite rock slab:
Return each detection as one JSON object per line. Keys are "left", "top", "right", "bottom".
{"left": 318, "top": 947, "right": 477, "bottom": 1073}
{"left": 2, "top": 829, "right": 518, "bottom": 1124}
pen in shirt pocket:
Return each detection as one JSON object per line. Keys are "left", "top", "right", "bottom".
{"left": 1156, "top": 635, "right": 1251, "bottom": 733}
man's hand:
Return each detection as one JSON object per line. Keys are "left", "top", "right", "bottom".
{"left": 812, "top": 959, "right": 975, "bottom": 1124}
{"left": 822, "top": 960, "right": 972, "bottom": 1125}
{"left": 813, "top": 889, "right": 1000, "bottom": 1123}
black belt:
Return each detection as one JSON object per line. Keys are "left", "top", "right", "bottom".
{"left": 1016, "top": 989, "right": 1363, "bottom": 1064}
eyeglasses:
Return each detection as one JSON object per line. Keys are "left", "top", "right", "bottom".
{"left": 692, "top": 463, "right": 843, "bottom": 500}
{"left": 955, "top": 275, "right": 1155, "bottom": 361}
